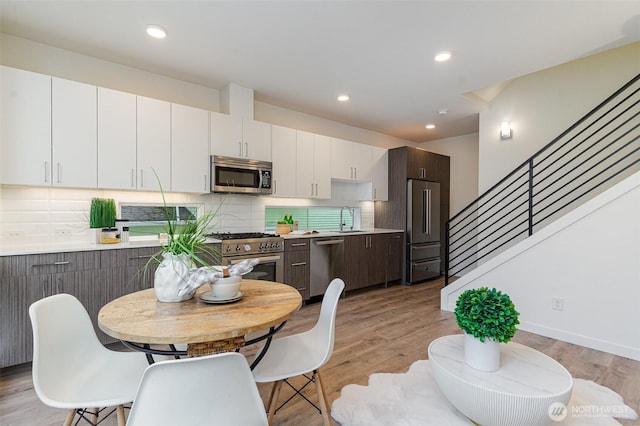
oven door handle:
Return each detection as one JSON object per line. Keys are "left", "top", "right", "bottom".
{"left": 229, "top": 255, "right": 282, "bottom": 264}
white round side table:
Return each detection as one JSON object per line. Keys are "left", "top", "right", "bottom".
{"left": 428, "top": 334, "right": 573, "bottom": 426}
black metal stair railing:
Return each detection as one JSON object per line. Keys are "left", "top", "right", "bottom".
{"left": 445, "top": 73, "right": 640, "bottom": 285}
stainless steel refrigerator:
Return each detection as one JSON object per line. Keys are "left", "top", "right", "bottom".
{"left": 407, "top": 180, "right": 441, "bottom": 283}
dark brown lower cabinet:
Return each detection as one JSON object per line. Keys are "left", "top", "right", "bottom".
{"left": 344, "top": 234, "right": 392, "bottom": 291}
{"left": 283, "top": 239, "right": 310, "bottom": 300}
{"left": 386, "top": 232, "right": 404, "bottom": 283}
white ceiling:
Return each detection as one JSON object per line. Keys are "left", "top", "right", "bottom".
{"left": 1, "top": 1, "right": 639, "bottom": 142}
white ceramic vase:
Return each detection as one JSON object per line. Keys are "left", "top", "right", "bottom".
{"left": 154, "top": 252, "right": 195, "bottom": 302}
{"left": 464, "top": 333, "right": 500, "bottom": 372}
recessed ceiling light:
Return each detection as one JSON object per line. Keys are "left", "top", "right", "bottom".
{"left": 434, "top": 51, "right": 452, "bottom": 62}
{"left": 146, "top": 24, "right": 167, "bottom": 39}
{"left": 337, "top": 94, "right": 350, "bottom": 102}
{"left": 425, "top": 124, "right": 436, "bottom": 129}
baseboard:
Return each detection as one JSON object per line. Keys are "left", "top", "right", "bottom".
{"left": 519, "top": 320, "right": 640, "bottom": 362}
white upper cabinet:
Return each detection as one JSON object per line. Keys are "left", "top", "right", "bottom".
{"left": 330, "top": 138, "right": 372, "bottom": 182}
{"left": 97, "top": 87, "right": 137, "bottom": 190}
{"left": 271, "top": 125, "right": 297, "bottom": 197}
{"left": 242, "top": 119, "right": 272, "bottom": 161}
{"left": 313, "top": 134, "right": 332, "bottom": 199}
{"left": 171, "top": 104, "right": 210, "bottom": 193}
{"left": 51, "top": 77, "right": 97, "bottom": 188}
{"left": 371, "top": 146, "right": 389, "bottom": 201}
{"left": 296, "top": 131, "right": 331, "bottom": 199}
{"left": 210, "top": 111, "right": 243, "bottom": 158}
{"left": 137, "top": 96, "right": 171, "bottom": 191}
{"left": 210, "top": 111, "right": 272, "bottom": 161}
{"left": 1, "top": 66, "right": 51, "bottom": 186}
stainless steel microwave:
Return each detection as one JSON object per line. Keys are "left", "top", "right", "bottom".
{"left": 211, "top": 155, "right": 273, "bottom": 195}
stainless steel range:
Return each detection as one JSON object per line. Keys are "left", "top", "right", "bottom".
{"left": 206, "top": 232, "right": 284, "bottom": 282}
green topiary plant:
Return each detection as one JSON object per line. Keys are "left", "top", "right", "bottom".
{"left": 454, "top": 287, "right": 520, "bottom": 343}
{"left": 89, "top": 198, "right": 117, "bottom": 229}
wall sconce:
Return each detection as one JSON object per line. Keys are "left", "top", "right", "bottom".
{"left": 500, "top": 121, "right": 512, "bottom": 140}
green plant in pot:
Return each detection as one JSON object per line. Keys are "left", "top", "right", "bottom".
{"left": 141, "top": 173, "right": 222, "bottom": 302}
{"left": 89, "top": 198, "right": 117, "bottom": 243}
{"left": 454, "top": 286, "right": 520, "bottom": 371}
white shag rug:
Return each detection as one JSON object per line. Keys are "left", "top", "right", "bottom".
{"left": 331, "top": 360, "right": 638, "bottom": 426}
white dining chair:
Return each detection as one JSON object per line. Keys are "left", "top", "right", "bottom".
{"left": 29, "top": 293, "right": 150, "bottom": 426}
{"left": 251, "top": 278, "right": 345, "bottom": 426}
{"left": 127, "top": 352, "right": 268, "bottom": 426}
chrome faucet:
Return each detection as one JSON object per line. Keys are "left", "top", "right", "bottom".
{"left": 339, "top": 206, "right": 353, "bottom": 231}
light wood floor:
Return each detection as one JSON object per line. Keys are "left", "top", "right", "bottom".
{"left": 1, "top": 278, "right": 639, "bottom": 425}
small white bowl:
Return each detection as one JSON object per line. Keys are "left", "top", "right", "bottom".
{"left": 210, "top": 275, "right": 241, "bottom": 299}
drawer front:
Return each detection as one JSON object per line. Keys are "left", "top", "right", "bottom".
{"left": 100, "top": 246, "right": 159, "bottom": 268}
{"left": 8, "top": 251, "right": 101, "bottom": 276}
{"left": 409, "top": 243, "right": 440, "bottom": 261}
{"left": 285, "top": 239, "right": 310, "bottom": 252}
{"left": 409, "top": 258, "right": 440, "bottom": 282}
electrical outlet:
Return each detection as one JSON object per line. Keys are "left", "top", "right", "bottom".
{"left": 54, "top": 228, "right": 71, "bottom": 239}
{"left": 552, "top": 297, "right": 564, "bottom": 311}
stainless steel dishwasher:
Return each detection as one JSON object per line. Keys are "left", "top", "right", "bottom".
{"left": 310, "top": 237, "right": 345, "bottom": 297}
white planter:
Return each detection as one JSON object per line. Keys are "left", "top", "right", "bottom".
{"left": 154, "top": 252, "right": 196, "bottom": 302}
{"left": 464, "top": 333, "right": 500, "bottom": 372}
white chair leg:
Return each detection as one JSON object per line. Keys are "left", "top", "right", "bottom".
{"left": 313, "top": 370, "right": 331, "bottom": 426}
{"left": 267, "top": 380, "right": 284, "bottom": 426}
{"left": 63, "top": 409, "right": 76, "bottom": 426}
{"left": 116, "top": 405, "right": 126, "bottom": 426}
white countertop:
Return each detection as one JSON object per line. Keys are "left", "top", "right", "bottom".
{"left": 281, "top": 228, "right": 404, "bottom": 239}
{"left": 0, "top": 229, "right": 403, "bottom": 256}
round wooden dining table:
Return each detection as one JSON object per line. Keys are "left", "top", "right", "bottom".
{"left": 98, "top": 279, "right": 302, "bottom": 366}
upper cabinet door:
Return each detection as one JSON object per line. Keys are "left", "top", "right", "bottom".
{"left": 271, "top": 125, "right": 297, "bottom": 197}
{"left": 210, "top": 111, "right": 243, "bottom": 158}
{"left": 313, "top": 134, "right": 332, "bottom": 199}
{"left": 242, "top": 119, "right": 272, "bottom": 161}
{"left": 52, "top": 78, "right": 97, "bottom": 188}
{"left": 137, "top": 96, "right": 171, "bottom": 191}
{"left": 171, "top": 103, "right": 210, "bottom": 193}
{"left": 97, "top": 87, "right": 137, "bottom": 190}
{"left": 330, "top": 138, "right": 372, "bottom": 182}
{"left": 371, "top": 146, "right": 388, "bottom": 201}
{"left": 1, "top": 66, "right": 51, "bottom": 186}
{"left": 295, "top": 130, "right": 315, "bottom": 198}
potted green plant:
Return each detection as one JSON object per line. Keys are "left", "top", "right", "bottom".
{"left": 142, "top": 173, "right": 222, "bottom": 302}
{"left": 454, "top": 286, "right": 520, "bottom": 371}
{"left": 89, "top": 198, "right": 117, "bottom": 243}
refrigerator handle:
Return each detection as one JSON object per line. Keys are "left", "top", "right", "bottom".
{"left": 423, "top": 188, "right": 431, "bottom": 235}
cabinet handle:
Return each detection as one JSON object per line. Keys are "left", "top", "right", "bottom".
{"left": 291, "top": 262, "right": 307, "bottom": 267}
{"left": 291, "top": 243, "right": 307, "bottom": 247}
{"left": 31, "top": 261, "right": 70, "bottom": 267}
{"left": 274, "top": 180, "right": 277, "bottom": 195}
{"left": 391, "top": 235, "right": 401, "bottom": 239}
{"left": 315, "top": 183, "right": 318, "bottom": 196}
{"left": 56, "top": 163, "right": 61, "bottom": 183}
{"left": 204, "top": 174, "right": 208, "bottom": 191}
{"left": 296, "top": 287, "right": 306, "bottom": 292}
{"left": 44, "top": 161, "right": 49, "bottom": 183}
{"left": 131, "top": 169, "right": 135, "bottom": 187}
{"left": 354, "top": 167, "right": 357, "bottom": 180}
{"left": 311, "top": 183, "right": 314, "bottom": 196}
{"left": 129, "top": 255, "right": 153, "bottom": 260}
{"left": 245, "top": 142, "right": 248, "bottom": 158}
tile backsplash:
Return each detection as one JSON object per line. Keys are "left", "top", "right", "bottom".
{"left": 0, "top": 185, "right": 375, "bottom": 245}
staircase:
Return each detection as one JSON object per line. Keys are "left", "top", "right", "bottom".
{"left": 445, "top": 73, "right": 640, "bottom": 284}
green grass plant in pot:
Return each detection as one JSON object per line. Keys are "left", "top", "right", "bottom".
{"left": 454, "top": 286, "right": 520, "bottom": 371}
{"left": 89, "top": 198, "right": 117, "bottom": 243}
{"left": 142, "top": 173, "right": 222, "bottom": 302}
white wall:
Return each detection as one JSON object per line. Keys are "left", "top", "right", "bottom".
{"left": 420, "top": 133, "right": 479, "bottom": 217}
{"left": 478, "top": 41, "right": 640, "bottom": 193}
{"left": 442, "top": 172, "right": 640, "bottom": 361}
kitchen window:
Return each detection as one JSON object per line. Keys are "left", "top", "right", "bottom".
{"left": 265, "top": 207, "right": 357, "bottom": 232}
{"left": 120, "top": 204, "right": 200, "bottom": 237}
